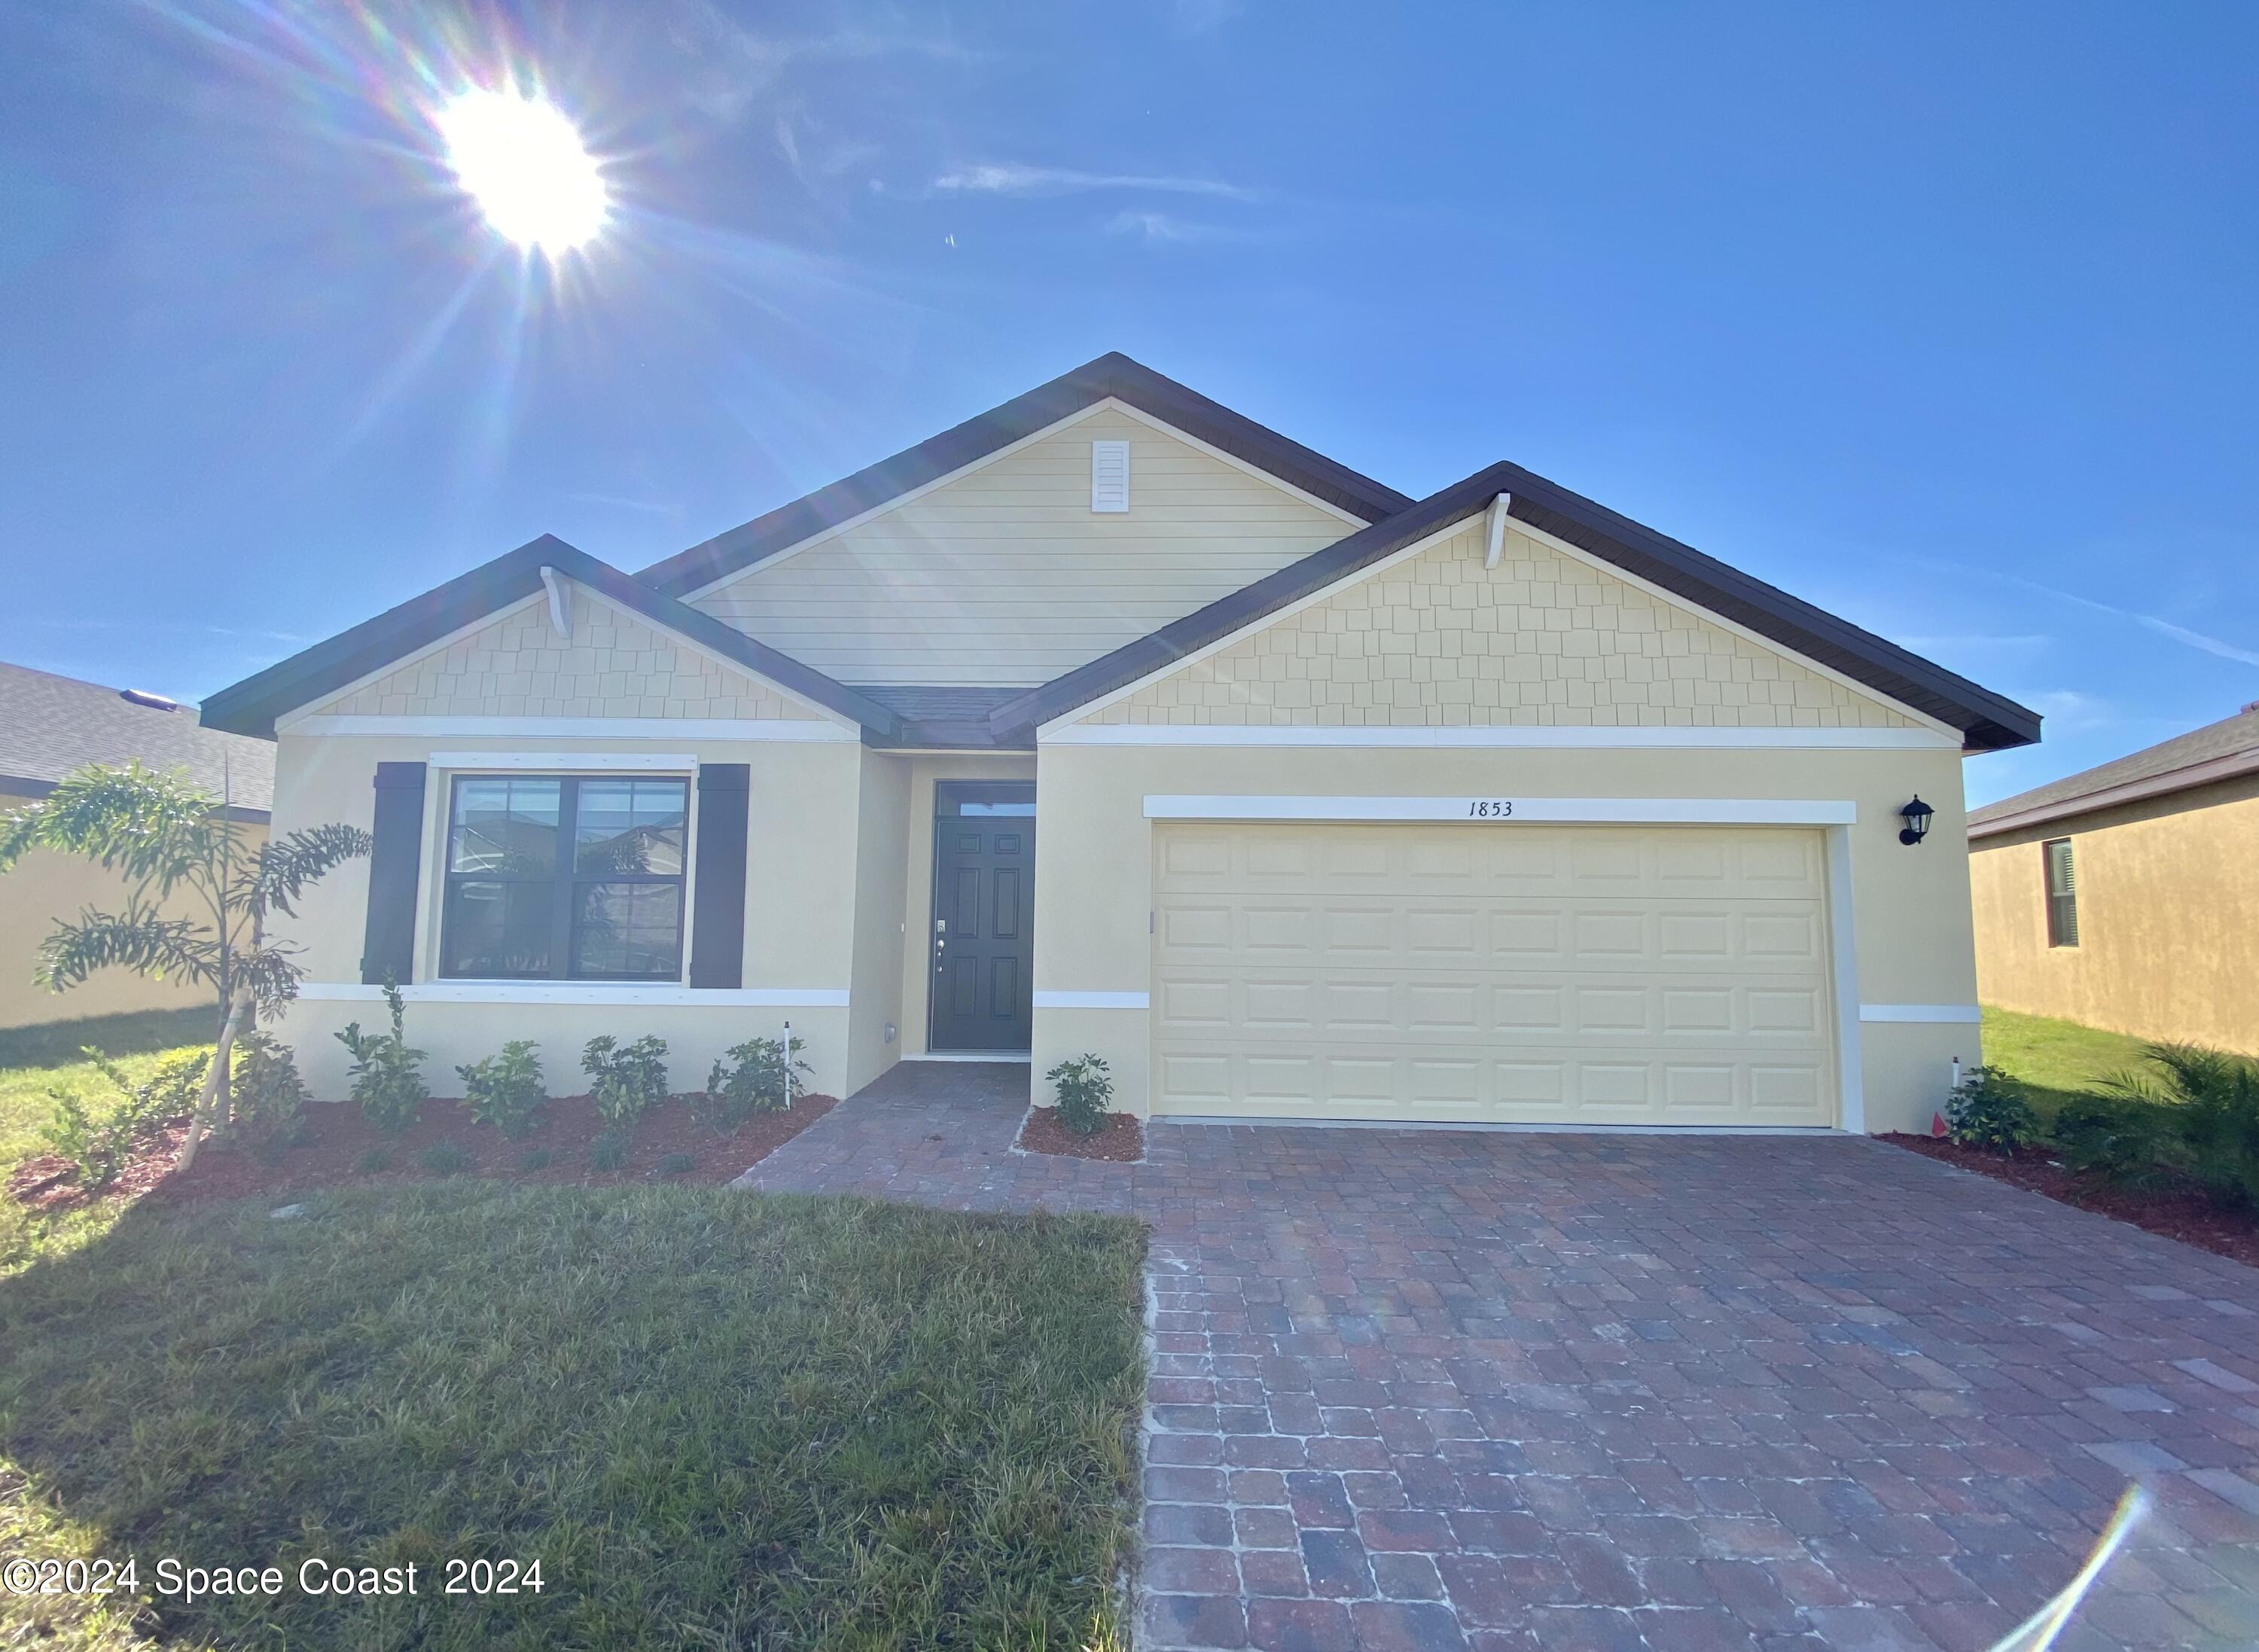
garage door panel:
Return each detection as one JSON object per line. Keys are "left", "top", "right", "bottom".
{"left": 1153, "top": 823, "right": 1837, "bottom": 1126}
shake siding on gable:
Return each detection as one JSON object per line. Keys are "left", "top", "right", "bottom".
{"left": 688, "top": 409, "right": 1353, "bottom": 687}
{"left": 1088, "top": 523, "right": 1922, "bottom": 729}
{"left": 316, "top": 596, "right": 830, "bottom": 723}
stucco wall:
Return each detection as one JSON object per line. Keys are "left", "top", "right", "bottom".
{"left": 844, "top": 751, "right": 911, "bottom": 1096}
{"left": 691, "top": 405, "right": 1353, "bottom": 687}
{"left": 262, "top": 730, "right": 865, "bottom": 1099}
{"left": 1089, "top": 522, "right": 1920, "bottom": 730}
{"left": 317, "top": 592, "right": 826, "bottom": 724}
{"left": 1030, "top": 742, "right": 1982, "bottom": 1134}
{"left": 1971, "top": 776, "right": 2259, "bottom": 1055}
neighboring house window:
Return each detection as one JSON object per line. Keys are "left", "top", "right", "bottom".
{"left": 2043, "top": 837, "right": 2079, "bottom": 948}
{"left": 441, "top": 775, "right": 689, "bottom": 980}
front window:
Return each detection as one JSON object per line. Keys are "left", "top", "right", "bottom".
{"left": 441, "top": 774, "right": 688, "bottom": 980}
{"left": 2044, "top": 837, "right": 2079, "bottom": 948}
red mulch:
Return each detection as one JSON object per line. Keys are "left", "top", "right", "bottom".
{"left": 7, "top": 1093, "right": 838, "bottom": 1214}
{"left": 1882, "top": 1133, "right": 2259, "bottom": 1269}
{"left": 1017, "top": 1106, "right": 1144, "bottom": 1163}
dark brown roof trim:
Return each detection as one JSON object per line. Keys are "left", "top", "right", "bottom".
{"left": 637, "top": 352, "right": 1413, "bottom": 598}
{"left": 1969, "top": 747, "right": 2259, "bottom": 840}
{"left": 987, "top": 462, "right": 2043, "bottom": 751}
{"left": 199, "top": 535, "right": 903, "bottom": 742}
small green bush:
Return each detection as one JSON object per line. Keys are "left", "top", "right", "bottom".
{"left": 40, "top": 1047, "right": 214, "bottom": 1187}
{"left": 1046, "top": 1053, "right": 1114, "bottom": 1137}
{"left": 231, "top": 1031, "right": 309, "bottom": 1138}
{"left": 419, "top": 1140, "right": 471, "bottom": 1176}
{"left": 87, "top": 1047, "right": 212, "bottom": 1137}
{"left": 2105, "top": 1042, "right": 2259, "bottom": 1207}
{"left": 588, "top": 1130, "right": 631, "bottom": 1172}
{"left": 700, "top": 1034, "right": 811, "bottom": 1129}
{"left": 457, "top": 1041, "right": 548, "bottom": 1137}
{"left": 2052, "top": 1093, "right": 2180, "bottom": 1184}
{"left": 1944, "top": 1065, "right": 2039, "bottom": 1154}
{"left": 337, "top": 983, "right": 428, "bottom": 1135}
{"left": 518, "top": 1147, "right": 553, "bottom": 1172}
{"left": 38, "top": 1092, "right": 134, "bottom": 1190}
{"left": 654, "top": 1151, "right": 697, "bottom": 1178}
{"left": 582, "top": 1035, "right": 671, "bottom": 1128}
{"left": 353, "top": 1147, "right": 392, "bottom": 1175}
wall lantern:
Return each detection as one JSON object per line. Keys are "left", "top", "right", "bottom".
{"left": 1898, "top": 795, "right": 1934, "bottom": 846}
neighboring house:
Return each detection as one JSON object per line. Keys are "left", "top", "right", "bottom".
{"left": 0, "top": 662, "right": 274, "bottom": 1029}
{"left": 1970, "top": 703, "right": 2258, "bottom": 1055}
{"left": 201, "top": 354, "right": 2039, "bottom": 1134}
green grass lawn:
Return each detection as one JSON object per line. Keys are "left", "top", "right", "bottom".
{"left": 0, "top": 1016, "right": 1147, "bottom": 1650}
{"left": 1981, "top": 1004, "right": 2154, "bottom": 1118}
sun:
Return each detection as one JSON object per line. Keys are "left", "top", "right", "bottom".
{"left": 437, "top": 90, "right": 608, "bottom": 253}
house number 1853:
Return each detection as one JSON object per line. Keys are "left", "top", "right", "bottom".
{"left": 1466, "top": 800, "right": 1514, "bottom": 818}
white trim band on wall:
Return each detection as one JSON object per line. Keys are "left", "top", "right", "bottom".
{"left": 429, "top": 751, "right": 700, "bottom": 771}
{"left": 1032, "top": 990, "right": 1151, "bottom": 1010}
{"left": 1053, "top": 724, "right": 1956, "bottom": 751}
{"left": 288, "top": 715, "right": 858, "bottom": 742}
{"left": 296, "top": 983, "right": 851, "bottom": 1008}
{"left": 1858, "top": 1004, "right": 1983, "bottom": 1023}
{"left": 1143, "top": 795, "right": 1858, "bottom": 826}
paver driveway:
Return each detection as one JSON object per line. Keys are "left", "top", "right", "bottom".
{"left": 739, "top": 1063, "right": 2259, "bottom": 1651}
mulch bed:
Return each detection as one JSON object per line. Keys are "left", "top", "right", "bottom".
{"left": 1017, "top": 1106, "right": 1144, "bottom": 1163}
{"left": 8, "top": 1092, "right": 837, "bottom": 1214}
{"left": 1883, "top": 1133, "right": 2259, "bottom": 1269}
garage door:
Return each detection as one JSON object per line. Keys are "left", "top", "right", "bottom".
{"left": 1151, "top": 822, "right": 1837, "bottom": 1126}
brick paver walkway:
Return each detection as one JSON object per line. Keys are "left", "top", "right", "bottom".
{"left": 738, "top": 1064, "right": 2259, "bottom": 1651}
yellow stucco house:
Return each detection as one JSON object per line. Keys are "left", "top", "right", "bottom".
{"left": 200, "top": 355, "right": 2039, "bottom": 1135}
{"left": 2, "top": 662, "right": 273, "bottom": 1029}
{"left": 1971, "top": 703, "right": 2258, "bottom": 1054}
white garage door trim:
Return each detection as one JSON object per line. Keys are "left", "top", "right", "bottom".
{"left": 1143, "top": 800, "right": 1866, "bottom": 1132}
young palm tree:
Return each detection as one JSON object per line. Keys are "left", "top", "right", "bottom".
{"left": 0, "top": 760, "right": 370, "bottom": 1168}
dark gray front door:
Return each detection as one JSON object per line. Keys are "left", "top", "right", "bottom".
{"left": 928, "top": 785, "right": 1035, "bottom": 1052}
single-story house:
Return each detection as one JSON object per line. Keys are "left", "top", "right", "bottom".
{"left": 1, "top": 661, "right": 274, "bottom": 1029}
{"left": 202, "top": 354, "right": 2039, "bottom": 1133}
{"left": 1970, "top": 702, "right": 2257, "bottom": 1055}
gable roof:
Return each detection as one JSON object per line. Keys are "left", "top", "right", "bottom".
{"left": 637, "top": 352, "right": 1413, "bottom": 598}
{"left": 198, "top": 536, "right": 904, "bottom": 742}
{"left": 0, "top": 660, "right": 275, "bottom": 815}
{"left": 1969, "top": 703, "right": 2259, "bottom": 838}
{"left": 985, "top": 460, "right": 2044, "bottom": 752}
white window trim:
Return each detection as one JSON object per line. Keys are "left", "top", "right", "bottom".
{"left": 1142, "top": 795, "right": 1858, "bottom": 826}
{"left": 297, "top": 983, "right": 849, "bottom": 1008}
{"left": 429, "top": 751, "right": 701, "bottom": 772}
{"left": 1050, "top": 724, "right": 1956, "bottom": 751}
{"left": 294, "top": 715, "right": 856, "bottom": 742}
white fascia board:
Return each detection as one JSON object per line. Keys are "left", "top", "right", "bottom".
{"left": 1046, "top": 724, "right": 1957, "bottom": 750}
{"left": 293, "top": 715, "right": 856, "bottom": 742}
{"left": 1858, "top": 1004, "right": 1983, "bottom": 1023}
{"left": 297, "top": 983, "right": 850, "bottom": 1007}
{"left": 1142, "top": 795, "right": 1858, "bottom": 825}
{"left": 1040, "top": 514, "right": 1480, "bottom": 734}
{"left": 428, "top": 751, "right": 700, "bottom": 772}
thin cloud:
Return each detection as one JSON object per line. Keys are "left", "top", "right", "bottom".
{"left": 2138, "top": 614, "right": 2259, "bottom": 669}
{"left": 933, "top": 163, "right": 1258, "bottom": 201}
{"left": 1905, "top": 557, "right": 2259, "bottom": 673}
{"left": 666, "top": 3, "right": 988, "bottom": 122}
{"left": 1102, "top": 209, "right": 1254, "bottom": 244}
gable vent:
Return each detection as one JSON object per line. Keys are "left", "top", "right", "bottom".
{"left": 1090, "top": 440, "right": 1130, "bottom": 513}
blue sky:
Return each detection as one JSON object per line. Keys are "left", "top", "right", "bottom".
{"left": 2, "top": 2, "right": 2252, "bottom": 806}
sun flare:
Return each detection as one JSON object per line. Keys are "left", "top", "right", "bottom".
{"left": 437, "top": 90, "right": 608, "bottom": 253}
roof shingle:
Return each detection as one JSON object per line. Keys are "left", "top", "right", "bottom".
{"left": 0, "top": 662, "right": 275, "bottom": 813}
{"left": 1969, "top": 703, "right": 2259, "bottom": 837}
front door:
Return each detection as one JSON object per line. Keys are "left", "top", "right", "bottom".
{"left": 928, "top": 783, "right": 1035, "bottom": 1052}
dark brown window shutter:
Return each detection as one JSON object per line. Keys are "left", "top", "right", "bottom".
{"left": 360, "top": 762, "right": 427, "bottom": 985}
{"left": 689, "top": 764, "right": 750, "bottom": 989}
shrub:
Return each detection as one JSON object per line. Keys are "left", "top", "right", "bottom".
{"left": 1944, "top": 1065, "right": 2039, "bottom": 1154}
{"left": 39, "top": 1091, "right": 134, "bottom": 1189}
{"left": 588, "top": 1130, "right": 631, "bottom": 1172}
{"left": 654, "top": 1151, "right": 697, "bottom": 1178}
{"left": 581, "top": 1035, "right": 671, "bottom": 1129}
{"left": 2052, "top": 1093, "right": 2181, "bottom": 1184}
{"left": 337, "top": 983, "right": 428, "bottom": 1135}
{"left": 700, "top": 1034, "right": 811, "bottom": 1129}
{"left": 419, "top": 1140, "right": 471, "bottom": 1176}
{"left": 2106, "top": 1042, "right": 2259, "bottom": 1207}
{"left": 1046, "top": 1053, "right": 1114, "bottom": 1137}
{"left": 457, "top": 1041, "right": 548, "bottom": 1138}
{"left": 40, "top": 1047, "right": 213, "bottom": 1187}
{"left": 231, "top": 1032, "right": 309, "bottom": 1138}
{"left": 85, "top": 1047, "right": 211, "bottom": 1138}
{"left": 354, "top": 1147, "right": 392, "bottom": 1175}
{"left": 518, "top": 1147, "right": 553, "bottom": 1172}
